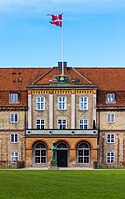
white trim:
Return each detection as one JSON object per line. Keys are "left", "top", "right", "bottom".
{"left": 106, "top": 93, "right": 116, "bottom": 104}
{"left": 36, "top": 96, "right": 45, "bottom": 110}
{"left": 106, "top": 152, "right": 115, "bottom": 164}
{"left": 107, "top": 113, "right": 115, "bottom": 123}
{"left": 57, "top": 119, "right": 67, "bottom": 129}
{"left": 79, "top": 119, "right": 88, "bottom": 129}
{"left": 9, "top": 93, "right": 19, "bottom": 104}
{"left": 71, "top": 94, "right": 75, "bottom": 129}
{"left": 79, "top": 96, "right": 88, "bottom": 110}
{"left": 58, "top": 96, "right": 67, "bottom": 110}
{"left": 36, "top": 118, "right": 45, "bottom": 129}
{"left": 10, "top": 113, "right": 18, "bottom": 123}
{"left": 49, "top": 94, "right": 54, "bottom": 129}
{"left": 106, "top": 134, "right": 115, "bottom": 143}
{"left": 11, "top": 152, "right": 19, "bottom": 162}
{"left": 93, "top": 92, "right": 96, "bottom": 124}
{"left": 10, "top": 133, "right": 19, "bottom": 143}
{"left": 28, "top": 93, "right": 32, "bottom": 129}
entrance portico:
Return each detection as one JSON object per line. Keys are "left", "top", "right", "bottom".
{"left": 25, "top": 133, "right": 98, "bottom": 168}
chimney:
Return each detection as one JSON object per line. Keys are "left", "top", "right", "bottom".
{"left": 58, "top": 62, "right": 67, "bottom": 73}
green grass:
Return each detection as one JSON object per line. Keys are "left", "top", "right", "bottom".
{"left": 0, "top": 170, "right": 125, "bottom": 199}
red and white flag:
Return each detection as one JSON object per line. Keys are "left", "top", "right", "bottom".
{"left": 48, "top": 14, "right": 62, "bottom": 27}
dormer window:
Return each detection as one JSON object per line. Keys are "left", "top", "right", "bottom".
{"left": 106, "top": 93, "right": 116, "bottom": 104}
{"left": 9, "top": 93, "right": 19, "bottom": 104}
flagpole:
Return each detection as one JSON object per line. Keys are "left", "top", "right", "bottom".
{"left": 62, "top": 13, "right": 64, "bottom": 76}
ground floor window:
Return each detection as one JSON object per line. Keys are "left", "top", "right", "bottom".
{"left": 11, "top": 152, "right": 19, "bottom": 162}
{"left": 77, "top": 142, "right": 90, "bottom": 164}
{"left": 34, "top": 143, "right": 47, "bottom": 164}
{"left": 106, "top": 152, "right": 115, "bottom": 164}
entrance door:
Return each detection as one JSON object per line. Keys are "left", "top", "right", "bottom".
{"left": 57, "top": 150, "right": 67, "bottom": 167}
{"left": 57, "top": 142, "right": 68, "bottom": 167}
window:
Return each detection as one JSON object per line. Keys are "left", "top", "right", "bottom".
{"left": 36, "top": 119, "right": 44, "bottom": 129}
{"left": 106, "top": 93, "right": 116, "bottom": 104}
{"left": 107, "top": 113, "right": 115, "bottom": 123}
{"left": 36, "top": 97, "right": 45, "bottom": 110}
{"left": 11, "top": 152, "right": 19, "bottom": 162}
{"left": 10, "top": 134, "right": 18, "bottom": 143}
{"left": 9, "top": 93, "right": 19, "bottom": 103}
{"left": 57, "top": 119, "right": 67, "bottom": 129}
{"left": 58, "top": 96, "right": 67, "bottom": 110}
{"left": 79, "top": 96, "right": 88, "bottom": 110}
{"left": 77, "top": 142, "right": 90, "bottom": 164}
{"left": 10, "top": 113, "right": 18, "bottom": 123}
{"left": 107, "top": 134, "right": 115, "bottom": 143}
{"left": 34, "top": 143, "right": 47, "bottom": 164}
{"left": 79, "top": 119, "right": 88, "bottom": 129}
{"left": 106, "top": 152, "right": 115, "bottom": 164}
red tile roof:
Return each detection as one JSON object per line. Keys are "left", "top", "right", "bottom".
{"left": 1, "top": 66, "right": 125, "bottom": 107}
{"left": 0, "top": 67, "right": 125, "bottom": 91}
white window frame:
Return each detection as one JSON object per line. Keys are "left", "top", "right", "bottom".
{"left": 107, "top": 113, "right": 115, "bottom": 123}
{"left": 58, "top": 96, "right": 67, "bottom": 110}
{"left": 11, "top": 152, "right": 19, "bottom": 162}
{"left": 10, "top": 134, "right": 18, "bottom": 143}
{"left": 57, "top": 119, "right": 67, "bottom": 129}
{"left": 106, "top": 134, "right": 115, "bottom": 143}
{"left": 79, "top": 119, "right": 88, "bottom": 129}
{"left": 79, "top": 96, "right": 88, "bottom": 110}
{"left": 10, "top": 113, "right": 18, "bottom": 123}
{"left": 9, "top": 93, "right": 19, "bottom": 104}
{"left": 106, "top": 152, "right": 115, "bottom": 164}
{"left": 36, "top": 97, "right": 45, "bottom": 110}
{"left": 36, "top": 119, "right": 45, "bottom": 129}
{"left": 106, "top": 93, "right": 116, "bottom": 104}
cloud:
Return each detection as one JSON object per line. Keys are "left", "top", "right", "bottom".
{"left": 0, "top": 0, "right": 125, "bottom": 13}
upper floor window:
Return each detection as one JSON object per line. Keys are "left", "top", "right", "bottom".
{"left": 36, "top": 119, "right": 45, "bottom": 129}
{"left": 9, "top": 93, "right": 19, "bottom": 103}
{"left": 36, "top": 97, "right": 45, "bottom": 110}
{"left": 79, "top": 119, "right": 88, "bottom": 129}
{"left": 107, "top": 134, "right": 115, "bottom": 143}
{"left": 107, "top": 113, "right": 115, "bottom": 123}
{"left": 106, "top": 152, "right": 115, "bottom": 164}
{"left": 10, "top": 134, "right": 18, "bottom": 143}
{"left": 10, "top": 113, "right": 18, "bottom": 123}
{"left": 58, "top": 96, "right": 67, "bottom": 110}
{"left": 79, "top": 96, "right": 88, "bottom": 110}
{"left": 106, "top": 93, "right": 116, "bottom": 104}
{"left": 57, "top": 119, "right": 67, "bottom": 129}
{"left": 11, "top": 152, "right": 19, "bottom": 162}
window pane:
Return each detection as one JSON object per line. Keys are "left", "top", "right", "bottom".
{"left": 78, "top": 150, "right": 83, "bottom": 156}
{"left": 78, "top": 157, "right": 83, "bottom": 163}
{"left": 35, "top": 157, "right": 40, "bottom": 163}
{"left": 35, "top": 150, "right": 40, "bottom": 156}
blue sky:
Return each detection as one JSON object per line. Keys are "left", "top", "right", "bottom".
{"left": 0, "top": 0, "right": 125, "bottom": 67}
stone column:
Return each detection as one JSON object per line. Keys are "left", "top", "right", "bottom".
{"left": 93, "top": 90, "right": 97, "bottom": 127}
{"left": 69, "top": 149, "right": 76, "bottom": 167}
{"left": 49, "top": 94, "right": 54, "bottom": 129}
{"left": 71, "top": 94, "right": 76, "bottom": 129}
{"left": 28, "top": 92, "right": 32, "bottom": 129}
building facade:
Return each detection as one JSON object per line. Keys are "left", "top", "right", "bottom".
{"left": 0, "top": 63, "right": 125, "bottom": 167}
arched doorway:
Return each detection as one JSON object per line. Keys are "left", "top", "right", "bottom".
{"left": 77, "top": 142, "right": 90, "bottom": 165}
{"left": 33, "top": 142, "right": 47, "bottom": 165}
{"left": 57, "top": 142, "right": 68, "bottom": 167}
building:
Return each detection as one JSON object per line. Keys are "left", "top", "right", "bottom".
{"left": 0, "top": 63, "right": 125, "bottom": 168}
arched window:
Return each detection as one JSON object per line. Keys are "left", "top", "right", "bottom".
{"left": 57, "top": 143, "right": 68, "bottom": 149}
{"left": 77, "top": 142, "right": 90, "bottom": 164}
{"left": 34, "top": 143, "right": 47, "bottom": 164}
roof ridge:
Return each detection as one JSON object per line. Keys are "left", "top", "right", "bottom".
{"left": 32, "top": 67, "right": 53, "bottom": 85}
{"left": 73, "top": 68, "right": 92, "bottom": 84}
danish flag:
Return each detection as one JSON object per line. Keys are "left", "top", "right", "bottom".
{"left": 48, "top": 14, "right": 62, "bottom": 27}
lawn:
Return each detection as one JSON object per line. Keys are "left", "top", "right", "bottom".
{"left": 0, "top": 170, "right": 125, "bottom": 199}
